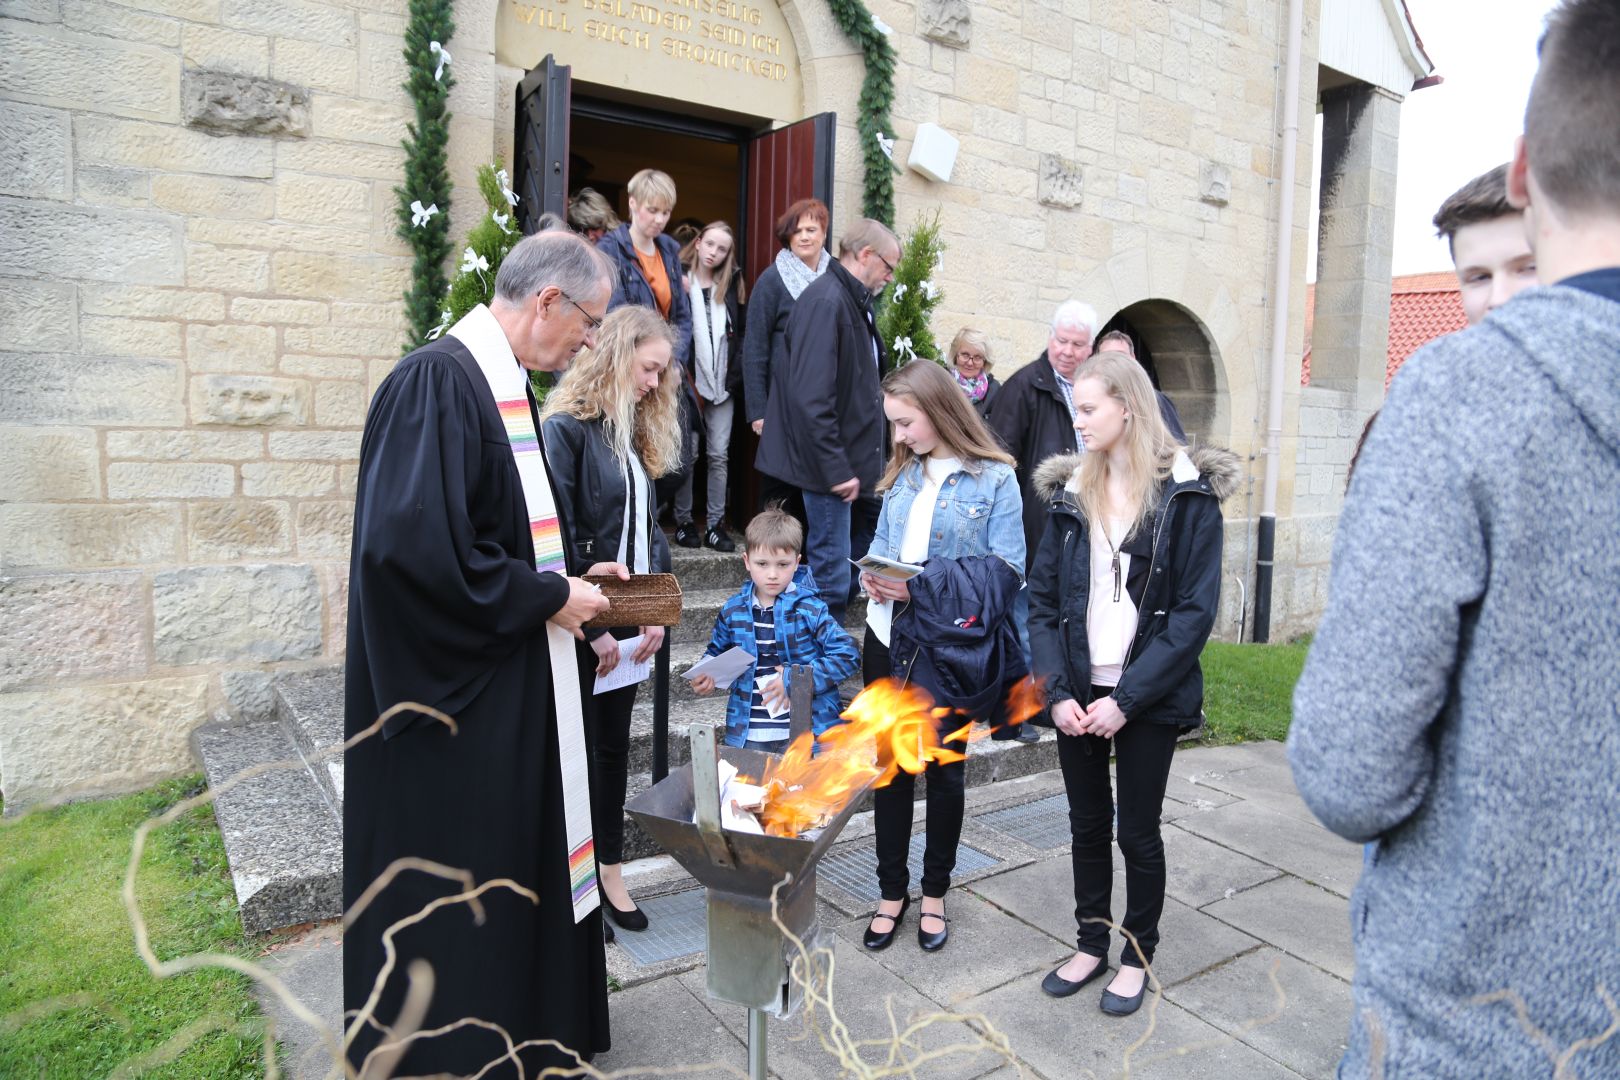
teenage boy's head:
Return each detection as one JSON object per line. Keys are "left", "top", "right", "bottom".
{"left": 742, "top": 509, "right": 802, "bottom": 603}
{"left": 1509, "top": 0, "right": 1620, "bottom": 279}
{"left": 1434, "top": 164, "right": 1535, "bottom": 326}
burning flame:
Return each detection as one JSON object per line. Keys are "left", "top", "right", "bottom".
{"left": 747, "top": 676, "right": 1044, "bottom": 838}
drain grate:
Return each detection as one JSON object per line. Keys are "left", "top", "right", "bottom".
{"left": 817, "top": 836, "right": 1001, "bottom": 902}
{"left": 612, "top": 886, "right": 707, "bottom": 966}
{"left": 977, "top": 793, "right": 1072, "bottom": 850}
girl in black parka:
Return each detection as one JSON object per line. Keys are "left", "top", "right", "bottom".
{"left": 1027, "top": 352, "right": 1239, "bottom": 1015}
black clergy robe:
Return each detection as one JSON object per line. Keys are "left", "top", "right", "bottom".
{"left": 343, "top": 334, "right": 609, "bottom": 1077}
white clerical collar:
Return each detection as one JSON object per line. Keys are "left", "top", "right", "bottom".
{"left": 451, "top": 304, "right": 521, "bottom": 373}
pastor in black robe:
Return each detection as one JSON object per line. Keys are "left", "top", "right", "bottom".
{"left": 343, "top": 334, "right": 610, "bottom": 1077}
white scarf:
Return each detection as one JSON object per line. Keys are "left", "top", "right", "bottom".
{"left": 688, "top": 275, "right": 729, "bottom": 405}
{"left": 774, "top": 246, "right": 830, "bottom": 300}
{"left": 449, "top": 305, "right": 598, "bottom": 924}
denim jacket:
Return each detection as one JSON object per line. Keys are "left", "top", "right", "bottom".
{"left": 703, "top": 564, "right": 860, "bottom": 745}
{"left": 868, "top": 459, "right": 1026, "bottom": 575}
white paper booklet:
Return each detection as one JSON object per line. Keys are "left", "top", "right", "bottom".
{"left": 850, "top": 552, "right": 924, "bottom": 580}
{"left": 593, "top": 635, "right": 652, "bottom": 694}
{"left": 681, "top": 645, "right": 755, "bottom": 690}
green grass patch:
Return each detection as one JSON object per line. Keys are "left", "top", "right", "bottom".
{"left": 1198, "top": 637, "right": 1312, "bottom": 745}
{"left": 0, "top": 775, "right": 269, "bottom": 1078}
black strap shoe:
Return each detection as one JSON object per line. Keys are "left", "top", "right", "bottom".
{"left": 1100, "top": 975, "right": 1150, "bottom": 1016}
{"left": 917, "top": 908, "right": 950, "bottom": 952}
{"left": 1041, "top": 955, "right": 1108, "bottom": 997}
{"left": 862, "top": 896, "right": 910, "bottom": 951}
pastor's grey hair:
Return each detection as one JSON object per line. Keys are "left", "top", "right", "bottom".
{"left": 1051, "top": 299, "right": 1099, "bottom": 339}
{"left": 493, "top": 230, "right": 611, "bottom": 306}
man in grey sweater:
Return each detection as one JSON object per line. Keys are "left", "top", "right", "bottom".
{"left": 1289, "top": 3, "right": 1620, "bottom": 1077}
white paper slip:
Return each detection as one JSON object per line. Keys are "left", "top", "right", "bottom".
{"left": 682, "top": 645, "right": 755, "bottom": 690}
{"left": 755, "top": 674, "right": 789, "bottom": 718}
{"left": 593, "top": 635, "right": 652, "bottom": 694}
{"left": 850, "top": 552, "right": 924, "bottom": 580}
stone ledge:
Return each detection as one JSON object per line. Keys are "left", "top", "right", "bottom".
{"left": 274, "top": 665, "right": 344, "bottom": 814}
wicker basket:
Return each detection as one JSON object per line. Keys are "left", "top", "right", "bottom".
{"left": 581, "top": 572, "right": 683, "bottom": 629}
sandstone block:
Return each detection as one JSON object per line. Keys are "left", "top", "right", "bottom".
{"left": 74, "top": 166, "right": 151, "bottom": 208}
{"left": 3, "top": 0, "right": 62, "bottom": 22}
{"left": 241, "top": 460, "right": 336, "bottom": 497}
{"left": 193, "top": 374, "right": 310, "bottom": 426}
{"left": 282, "top": 319, "right": 405, "bottom": 355}
{"left": 220, "top": 668, "right": 276, "bottom": 723}
{"left": 310, "top": 96, "right": 409, "bottom": 146}
{"left": 357, "top": 30, "right": 409, "bottom": 102}
{"left": 108, "top": 461, "right": 234, "bottom": 499}
{"left": 1, "top": 196, "right": 182, "bottom": 284}
{"left": 0, "top": 23, "right": 180, "bottom": 122}
{"left": 61, "top": 0, "right": 179, "bottom": 45}
{"left": 0, "top": 102, "right": 70, "bottom": 199}
{"left": 268, "top": 430, "right": 360, "bottom": 461}
{"left": 80, "top": 285, "right": 225, "bottom": 322}
{"left": 79, "top": 315, "right": 183, "bottom": 358}
{"left": 0, "top": 426, "right": 100, "bottom": 500}
{"left": 329, "top": 300, "right": 402, "bottom": 329}
{"left": 77, "top": 114, "right": 274, "bottom": 178}
{"left": 183, "top": 24, "right": 269, "bottom": 76}
{"left": 107, "top": 429, "right": 263, "bottom": 460}
{"left": 0, "top": 571, "right": 148, "bottom": 690}
{"left": 183, "top": 69, "right": 311, "bottom": 138}
{"left": 0, "top": 278, "right": 76, "bottom": 351}
{"left": 222, "top": 0, "right": 356, "bottom": 46}
{"left": 188, "top": 499, "right": 292, "bottom": 559}
{"left": 187, "top": 216, "right": 370, "bottom": 254}
{"left": 152, "top": 563, "right": 322, "bottom": 664}
{"left": 295, "top": 500, "right": 352, "bottom": 558}
{"left": 957, "top": 55, "right": 1018, "bottom": 109}
{"left": 186, "top": 244, "right": 271, "bottom": 293}
{"left": 280, "top": 354, "right": 361, "bottom": 379}
{"left": 0, "top": 354, "right": 183, "bottom": 425}
{"left": 321, "top": 563, "right": 348, "bottom": 655}
{"left": 152, "top": 174, "right": 274, "bottom": 221}
{"left": 186, "top": 323, "right": 277, "bottom": 372}
{"left": 0, "top": 502, "right": 181, "bottom": 570}
{"left": 229, "top": 298, "right": 328, "bottom": 325}
{"left": 276, "top": 172, "right": 369, "bottom": 227}
{"left": 130, "top": 0, "right": 221, "bottom": 21}
{"left": 314, "top": 380, "right": 364, "bottom": 426}
{"left": 272, "top": 38, "right": 357, "bottom": 94}
{"left": 0, "top": 676, "right": 209, "bottom": 813}
{"left": 275, "top": 139, "right": 404, "bottom": 181}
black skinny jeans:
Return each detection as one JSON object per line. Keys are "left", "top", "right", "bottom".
{"left": 867, "top": 628, "right": 968, "bottom": 902}
{"left": 1057, "top": 688, "right": 1180, "bottom": 968}
{"left": 591, "top": 674, "right": 637, "bottom": 866}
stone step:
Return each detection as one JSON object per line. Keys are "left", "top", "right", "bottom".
{"left": 275, "top": 666, "right": 345, "bottom": 814}
{"left": 663, "top": 540, "right": 744, "bottom": 592}
{"left": 192, "top": 718, "right": 343, "bottom": 935}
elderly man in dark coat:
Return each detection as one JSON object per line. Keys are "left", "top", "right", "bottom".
{"left": 755, "top": 217, "right": 900, "bottom": 623}
{"left": 343, "top": 231, "right": 619, "bottom": 1078}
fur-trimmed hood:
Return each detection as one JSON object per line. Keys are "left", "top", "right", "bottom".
{"left": 1031, "top": 444, "right": 1244, "bottom": 503}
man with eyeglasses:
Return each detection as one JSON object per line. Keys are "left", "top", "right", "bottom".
{"left": 756, "top": 217, "right": 902, "bottom": 624}
{"left": 344, "top": 229, "right": 622, "bottom": 1077}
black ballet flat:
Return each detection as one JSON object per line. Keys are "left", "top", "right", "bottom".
{"left": 601, "top": 891, "right": 649, "bottom": 932}
{"left": 862, "top": 896, "right": 911, "bottom": 951}
{"left": 917, "top": 908, "right": 950, "bottom": 952}
{"left": 1041, "top": 955, "right": 1108, "bottom": 997}
{"left": 1100, "top": 976, "right": 1150, "bottom": 1016}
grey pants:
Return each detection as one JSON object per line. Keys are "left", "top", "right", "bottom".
{"left": 674, "top": 396, "right": 734, "bottom": 529}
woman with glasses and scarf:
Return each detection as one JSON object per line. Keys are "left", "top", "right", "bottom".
{"left": 947, "top": 327, "right": 1002, "bottom": 420}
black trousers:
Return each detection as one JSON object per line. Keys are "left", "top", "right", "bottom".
{"left": 1057, "top": 689, "right": 1180, "bottom": 968}
{"left": 591, "top": 679, "right": 637, "bottom": 866}
{"left": 867, "top": 629, "right": 968, "bottom": 901}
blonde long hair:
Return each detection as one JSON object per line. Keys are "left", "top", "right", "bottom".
{"left": 679, "top": 221, "right": 746, "bottom": 304}
{"left": 877, "top": 360, "right": 1015, "bottom": 493}
{"left": 541, "top": 306, "right": 683, "bottom": 477}
{"left": 1072, "top": 351, "right": 1181, "bottom": 539}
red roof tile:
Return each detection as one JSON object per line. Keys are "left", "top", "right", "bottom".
{"left": 1301, "top": 273, "right": 1466, "bottom": 389}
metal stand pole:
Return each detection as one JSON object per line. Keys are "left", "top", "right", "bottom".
{"left": 747, "top": 1007, "right": 767, "bottom": 1080}
{"left": 652, "top": 636, "right": 671, "bottom": 782}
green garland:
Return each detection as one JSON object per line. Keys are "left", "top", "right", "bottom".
{"left": 826, "top": 0, "right": 897, "bottom": 227}
{"left": 396, "top": 0, "right": 455, "bottom": 350}
{"left": 876, "top": 210, "right": 946, "bottom": 363}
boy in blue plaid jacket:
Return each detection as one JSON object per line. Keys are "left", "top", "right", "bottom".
{"left": 691, "top": 509, "right": 859, "bottom": 749}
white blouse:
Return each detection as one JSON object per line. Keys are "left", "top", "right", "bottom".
{"left": 1086, "top": 515, "right": 1138, "bottom": 688}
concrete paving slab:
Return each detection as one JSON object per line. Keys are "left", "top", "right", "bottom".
{"left": 833, "top": 888, "right": 1071, "bottom": 1005}
{"left": 1165, "top": 947, "right": 1353, "bottom": 1080}
{"left": 962, "top": 974, "right": 1305, "bottom": 1080}
{"left": 964, "top": 854, "right": 1263, "bottom": 988}
{"left": 1161, "top": 821, "right": 1283, "bottom": 909}
{"left": 676, "top": 941, "right": 1010, "bottom": 1080}
{"left": 595, "top": 974, "right": 748, "bottom": 1077}
{"left": 1202, "top": 875, "right": 1356, "bottom": 981}
{"left": 1175, "top": 740, "right": 1292, "bottom": 772}
{"left": 1178, "top": 760, "right": 1323, "bottom": 827}
{"left": 252, "top": 924, "right": 344, "bottom": 1080}
{"left": 1174, "top": 799, "right": 1365, "bottom": 898}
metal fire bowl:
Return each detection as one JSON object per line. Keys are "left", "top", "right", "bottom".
{"left": 625, "top": 745, "right": 876, "bottom": 1013}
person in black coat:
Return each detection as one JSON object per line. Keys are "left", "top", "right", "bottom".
{"left": 947, "top": 327, "right": 1002, "bottom": 419}
{"left": 1025, "top": 351, "right": 1239, "bottom": 1018}
{"left": 540, "top": 305, "right": 683, "bottom": 937}
{"left": 754, "top": 217, "right": 901, "bottom": 624}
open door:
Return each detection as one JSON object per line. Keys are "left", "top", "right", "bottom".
{"left": 735, "top": 113, "right": 835, "bottom": 518}
{"left": 513, "top": 56, "right": 571, "bottom": 233}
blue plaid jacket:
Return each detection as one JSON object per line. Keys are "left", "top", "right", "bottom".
{"left": 702, "top": 564, "right": 860, "bottom": 745}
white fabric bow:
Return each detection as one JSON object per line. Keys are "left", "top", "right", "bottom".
{"left": 495, "top": 168, "right": 519, "bottom": 207}
{"left": 920, "top": 279, "right": 939, "bottom": 302}
{"left": 493, "top": 211, "right": 515, "bottom": 235}
{"left": 891, "top": 282, "right": 908, "bottom": 301}
{"left": 410, "top": 200, "right": 439, "bottom": 227}
{"left": 460, "top": 247, "right": 489, "bottom": 277}
{"left": 893, "top": 335, "right": 916, "bottom": 361}
{"left": 871, "top": 15, "right": 893, "bottom": 35}
{"left": 426, "top": 309, "right": 452, "bottom": 340}
{"left": 875, "top": 131, "right": 896, "bottom": 161}
{"left": 429, "top": 40, "right": 451, "bottom": 82}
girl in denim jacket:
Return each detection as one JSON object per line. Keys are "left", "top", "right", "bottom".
{"left": 857, "top": 360, "right": 1026, "bottom": 954}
